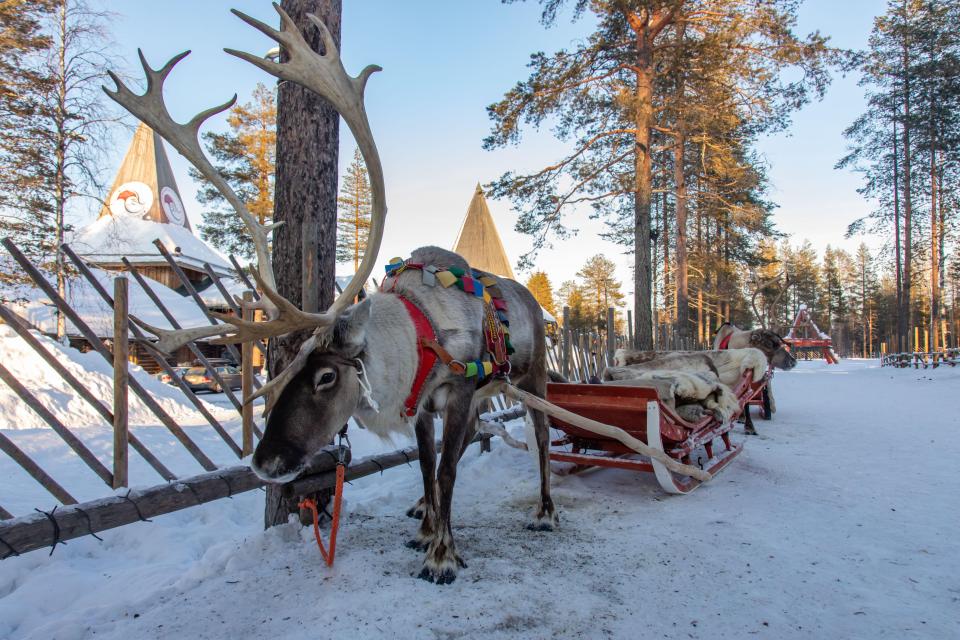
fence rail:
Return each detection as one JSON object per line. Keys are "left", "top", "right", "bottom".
{"left": 881, "top": 349, "right": 960, "bottom": 368}
{"left": 0, "top": 235, "right": 505, "bottom": 558}
{"left": 0, "top": 253, "right": 647, "bottom": 555}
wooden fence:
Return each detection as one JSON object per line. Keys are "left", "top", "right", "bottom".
{"left": 0, "top": 239, "right": 500, "bottom": 558}
{"left": 881, "top": 348, "right": 960, "bottom": 368}
{"left": 0, "top": 238, "right": 268, "bottom": 520}
{"left": 0, "top": 244, "right": 707, "bottom": 557}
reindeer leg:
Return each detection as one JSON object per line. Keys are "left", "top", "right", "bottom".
{"left": 407, "top": 407, "right": 478, "bottom": 519}
{"left": 518, "top": 379, "right": 558, "bottom": 531}
{"left": 743, "top": 405, "right": 758, "bottom": 436}
{"left": 420, "top": 385, "right": 471, "bottom": 584}
{"left": 406, "top": 411, "right": 438, "bottom": 551}
{"left": 528, "top": 406, "right": 558, "bottom": 530}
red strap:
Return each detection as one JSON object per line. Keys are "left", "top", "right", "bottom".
{"left": 718, "top": 332, "right": 732, "bottom": 350}
{"left": 398, "top": 296, "right": 438, "bottom": 417}
{"left": 298, "top": 463, "right": 345, "bottom": 567}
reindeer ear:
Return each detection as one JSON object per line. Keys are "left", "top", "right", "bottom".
{"left": 332, "top": 298, "right": 371, "bottom": 355}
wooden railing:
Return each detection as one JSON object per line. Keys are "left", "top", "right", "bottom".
{"left": 881, "top": 349, "right": 960, "bottom": 368}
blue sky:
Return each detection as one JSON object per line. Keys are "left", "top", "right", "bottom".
{"left": 94, "top": 0, "right": 886, "bottom": 305}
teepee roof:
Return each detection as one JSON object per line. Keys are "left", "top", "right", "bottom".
{"left": 453, "top": 184, "right": 515, "bottom": 280}
{"left": 73, "top": 122, "right": 231, "bottom": 274}
{"left": 98, "top": 123, "right": 192, "bottom": 229}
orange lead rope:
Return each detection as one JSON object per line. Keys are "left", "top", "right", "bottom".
{"left": 298, "top": 462, "right": 345, "bottom": 567}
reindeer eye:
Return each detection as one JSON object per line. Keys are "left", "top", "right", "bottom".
{"left": 314, "top": 369, "right": 337, "bottom": 391}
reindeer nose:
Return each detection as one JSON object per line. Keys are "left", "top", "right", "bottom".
{"left": 251, "top": 441, "right": 305, "bottom": 482}
{"left": 254, "top": 455, "right": 283, "bottom": 478}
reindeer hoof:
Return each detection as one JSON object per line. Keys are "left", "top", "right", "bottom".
{"left": 418, "top": 565, "right": 457, "bottom": 585}
{"left": 405, "top": 498, "right": 425, "bottom": 520}
{"left": 744, "top": 425, "right": 758, "bottom": 436}
{"left": 526, "top": 510, "right": 559, "bottom": 532}
{"left": 419, "top": 533, "right": 464, "bottom": 585}
{"left": 405, "top": 538, "right": 429, "bottom": 552}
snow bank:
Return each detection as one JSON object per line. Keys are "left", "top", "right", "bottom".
{"left": 0, "top": 325, "right": 233, "bottom": 430}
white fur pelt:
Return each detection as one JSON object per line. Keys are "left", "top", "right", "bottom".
{"left": 602, "top": 367, "right": 741, "bottom": 422}
{"left": 612, "top": 347, "right": 767, "bottom": 387}
{"left": 707, "top": 348, "right": 767, "bottom": 386}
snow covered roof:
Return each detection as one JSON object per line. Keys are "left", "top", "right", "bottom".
{"left": 4, "top": 265, "right": 213, "bottom": 338}
{"left": 197, "top": 276, "right": 251, "bottom": 308}
{"left": 70, "top": 214, "right": 232, "bottom": 274}
{"left": 541, "top": 306, "right": 557, "bottom": 324}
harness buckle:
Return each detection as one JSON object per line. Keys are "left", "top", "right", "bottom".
{"left": 448, "top": 359, "right": 466, "bottom": 375}
{"left": 337, "top": 432, "right": 350, "bottom": 465}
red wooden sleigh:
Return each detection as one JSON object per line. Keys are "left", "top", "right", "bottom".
{"left": 545, "top": 369, "right": 770, "bottom": 494}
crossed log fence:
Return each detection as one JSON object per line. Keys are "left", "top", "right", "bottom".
{"left": 881, "top": 348, "right": 960, "bottom": 368}
{"left": 0, "top": 241, "right": 627, "bottom": 558}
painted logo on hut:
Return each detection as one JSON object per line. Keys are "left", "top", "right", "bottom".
{"left": 109, "top": 181, "right": 153, "bottom": 219}
{"left": 160, "top": 186, "right": 186, "bottom": 226}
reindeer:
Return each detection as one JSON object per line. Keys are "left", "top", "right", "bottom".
{"left": 105, "top": 5, "right": 556, "bottom": 585}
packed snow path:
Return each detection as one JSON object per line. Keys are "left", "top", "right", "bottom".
{"left": 1, "top": 360, "right": 957, "bottom": 639}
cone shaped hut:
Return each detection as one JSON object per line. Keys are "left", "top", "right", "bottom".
{"left": 453, "top": 184, "right": 516, "bottom": 280}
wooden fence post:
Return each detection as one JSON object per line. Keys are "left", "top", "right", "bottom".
{"left": 627, "top": 309, "right": 634, "bottom": 349}
{"left": 561, "top": 306, "right": 571, "bottom": 379}
{"left": 606, "top": 307, "right": 616, "bottom": 364}
{"left": 242, "top": 291, "right": 255, "bottom": 457}
{"left": 113, "top": 277, "right": 129, "bottom": 489}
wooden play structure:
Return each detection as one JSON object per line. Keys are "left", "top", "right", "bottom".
{"left": 784, "top": 304, "right": 839, "bottom": 363}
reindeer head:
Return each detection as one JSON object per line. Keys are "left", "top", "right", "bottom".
{"left": 749, "top": 330, "right": 796, "bottom": 371}
{"left": 252, "top": 300, "right": 372, "bottom": 481}
{"left": 104, "top": 4, "right": 386, "bottom": 482}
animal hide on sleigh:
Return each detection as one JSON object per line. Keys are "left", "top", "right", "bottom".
{"left": 600, "top": 367, "right": 742, "bottom": 423}
{"left": 612, "top": 348, "right": 768, "bottom": 388}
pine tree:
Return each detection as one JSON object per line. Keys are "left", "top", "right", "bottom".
{"left": 0, "top": 1, "right": 56, "bottom": 262}
{"left": 0, "top": 0, "right": 118, "bottom": 338}
{"left": 485, "top": 1, "right": 836, "bottom": 348}
{"left": 335, "top": 147, "right": 371, "bottom": 270}
{"left": 525, "top": 271, "right": 557, "bottom": 318}
{"left": 841, "top": 0, "right": 960, "bottom": 351}
{"left": 576, "top": 254, "right": 625, "bottom": 333}
{"left": 194, "top": 83, "right": 276, "bottom": 259}
{"left": 557, "top": 279, "right": 589, "bottom": 332}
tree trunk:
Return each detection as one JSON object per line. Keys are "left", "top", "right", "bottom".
{"left": 265, "top": 0, "right": 342, "bottom": 529}
{"left": 902, "top": 39, "right": 913, "bottom": 349}
{"left": 861, "top": 260, "right": 867, "bottom": 358}
{"left": 54, "top": 0, "right": 68, "bottom": 342}
{"left": 630, "top": 15, "right": 656, "bottom": 350}
{"left": 891, "top": 114, "right": 903, "bottom": 351}
{"left": 633, "top": 85, "right": 653, "bottom": 348}
{"left": 929, "top": 105, "right": 939, "bottom": 350}
{"left": 937, "top": 152, "right": 945, "bottom": 348}
{"left": 674, "top": 129, "right": 689, "bottom": 339}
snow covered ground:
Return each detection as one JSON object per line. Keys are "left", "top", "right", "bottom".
{"left": 1, "top": 359, "right": 958, "bottom": 639}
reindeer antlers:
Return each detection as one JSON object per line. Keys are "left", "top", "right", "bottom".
{"left": 226, "top": 3, "right": 386, "bottom": 318}
{"left": 103, "top": 51, "right": 279, "bottom": 318}
{"left": 104, "top": 4, "right": 387, "bottom": 411}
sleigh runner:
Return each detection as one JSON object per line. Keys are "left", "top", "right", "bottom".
{"left": 543, "top": 368, "right": 769, "bottom": 494}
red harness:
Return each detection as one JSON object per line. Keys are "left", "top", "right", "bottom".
{"left": 397, "top": 296, "right": 439, "bottom": 417}
{"left": 718, "top": 332, "right": 732, "bottom": 350}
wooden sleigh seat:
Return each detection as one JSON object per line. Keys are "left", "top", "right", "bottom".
{"left": 545, "top": 369, "right": 769, "bottom": 494}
